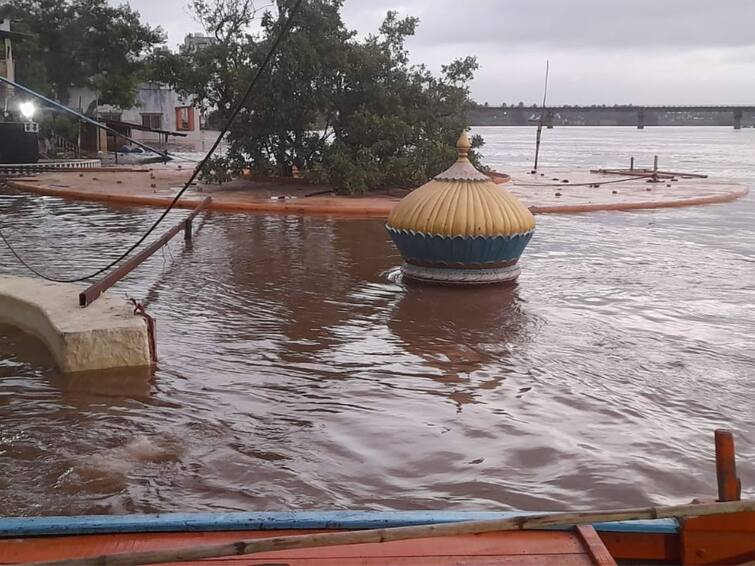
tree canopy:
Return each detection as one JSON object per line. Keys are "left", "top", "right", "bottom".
{"left": 2, "top": 0, "right": 165, "bottom": 108}
{"left": 156, "top": 0, "right": 484, "bottom": 195}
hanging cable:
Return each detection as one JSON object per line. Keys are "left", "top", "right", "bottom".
{"left": 0, "top": 0, "right": 305, "bottom": 283}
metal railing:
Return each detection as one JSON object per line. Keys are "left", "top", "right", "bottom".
{"left": 49, "top": 134, "right": 79, "bottom": 157}
{"left": 79, "top": 196, "right": 212, "bottom": 307}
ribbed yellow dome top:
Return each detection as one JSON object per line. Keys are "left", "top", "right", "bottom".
{"left": 387, "top": 133, "right": 536, "bottom": 237}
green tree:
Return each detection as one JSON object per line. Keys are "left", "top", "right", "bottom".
{"left": 147, "top": 0, "right": 263, "bottom": 115}
{"left": 162, "top": 0, "right": 484, "bottom": 195}
{"left": 3, "top": 0, "right": 164, "bottom": 108}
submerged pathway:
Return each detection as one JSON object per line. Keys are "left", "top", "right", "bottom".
{"left": 6, "top": 164, "right": 749, "bottom": 217}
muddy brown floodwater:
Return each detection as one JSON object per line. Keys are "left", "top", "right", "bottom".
{"left": 0, "top": 127, "right": 754, "bottom": 516}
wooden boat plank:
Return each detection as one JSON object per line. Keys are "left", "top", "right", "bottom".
{"left": 575, "top": 525, "right": 617, "bottom": 566}
{"left": 680, "top": 511, "right": 755, "bottom": 565}
{"left": 174, "top": 556, "right": 596, "bottom": 565}
{"left": 170, "top": 557, "right": 595, "bottom": 565}
{"left": 599, "top": 531, "right": 680, "bottom": 562}
{"left": 0, "top": 530, "right": 603, "bottom": 564}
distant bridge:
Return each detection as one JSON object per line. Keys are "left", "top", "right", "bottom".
{"left": 471, "top": 105, "right": 755, "bottom": 129}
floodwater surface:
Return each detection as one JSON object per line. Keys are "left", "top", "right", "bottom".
{"left": 0, "top": 127, "right": 753, "bottom": 516}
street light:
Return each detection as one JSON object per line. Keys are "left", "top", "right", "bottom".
{"left": 19, "top": 101, "right": 36, "bottom": 120}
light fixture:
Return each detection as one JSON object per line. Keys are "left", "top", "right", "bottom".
{"left": 19, "top": 101, "right": 36, "bottom": 120}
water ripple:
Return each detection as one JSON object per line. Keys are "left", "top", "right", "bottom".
{"left": 1, "top": 127, "right": 753, "bottom": 516}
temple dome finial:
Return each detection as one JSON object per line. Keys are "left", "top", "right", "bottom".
{"left": 385, "top": 131, "right": 536, "bottom": 285}
{"left": 457, "top": 131, "right": 471, "bottom": 159}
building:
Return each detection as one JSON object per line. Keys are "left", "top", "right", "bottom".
{"left": 62, "top": 30, "right": 214, "bottom": 153}
{"left": 1, "top": 14, "right": 16, "bottom": 82}
{"left": 182, "top": 33, "right": 216, "bottom": 52}
{"left": 67, "top": 83, "right": 203, "bottom": 152}
{"left": 127, "top": 83, "right": 200, "bottom": 139}
{"left": 2, "top": 18, "right": 206, "bottom": 154}
{"left": 0, "top": 14, "right": 40, "bottom": 164}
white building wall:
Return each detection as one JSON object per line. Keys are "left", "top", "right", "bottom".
{"left": 122, "top": 84, "right": 175, "bottom": 130}
{"left": 64, "top": 83, "right": 202, "bottom": 144}
{"left": 126, "top": 83, "right": 202, "bottom": 143}
{"left": 67, "top": 87, "right": 99, "bottom": 113}
{"left": 1, "top": 17, "right": 15, "bottom": 82}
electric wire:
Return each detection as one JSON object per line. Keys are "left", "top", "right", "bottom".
{"left": 0, "top": 0, "right": 305, "bottom": 283}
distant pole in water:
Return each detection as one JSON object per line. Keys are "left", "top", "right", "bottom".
{"left": 533, "top": 60, "right": 550, "bottom": 173}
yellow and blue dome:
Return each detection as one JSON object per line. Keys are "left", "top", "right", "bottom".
{"left": 386, "top": 132, "right": 535, "bottom": 284}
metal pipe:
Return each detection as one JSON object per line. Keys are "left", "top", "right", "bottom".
{"left": 79, "top": 197, "right": 212, "bottom": 307}
{"left": 532, "top": 60, "right": 550, "bottom": 172}
{"left": 0, "top": 75, "right": 178, "bottom": 161}
{"left": 533, "top": 123, "right": 543, "bottom": 171}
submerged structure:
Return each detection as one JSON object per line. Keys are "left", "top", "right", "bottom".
{"left": 386, "top": 132, "right": 536, "bottom": 285}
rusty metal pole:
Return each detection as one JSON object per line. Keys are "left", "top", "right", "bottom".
{"left": 533, "top": 121, "right": 543, "bottom": 172}
{"left": 714, "top": 429, "right": 741, "bottom": 502}
{"left": 184, "top": 218, "right": 193, "bottom": 241}
{"left": 532, "top": 60, "right": 549, "bottom": 173}
{"left": 79, "top": 197, "right": 211, "bottom": 307}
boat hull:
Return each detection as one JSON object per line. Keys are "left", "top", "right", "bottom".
{"left": 1, "top": 510, "right": 752, "bottom": 565}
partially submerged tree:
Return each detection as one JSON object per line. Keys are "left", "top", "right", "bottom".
{"left": 311, "top": 17, "right": 482, "bottom": 193}
{"left": 147, "top": 0, "right": 263, "bottom": 115}
{"left": 3, "top": 0, "right": 165, "bottom": 108}
{"left": 159, "top": 0, "right": 484, "bottom": 194}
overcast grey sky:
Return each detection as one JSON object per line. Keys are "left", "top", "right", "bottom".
{"left": 118, "top": 0, "right": 755, "bottom": 105}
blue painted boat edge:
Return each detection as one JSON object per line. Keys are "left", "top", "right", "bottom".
{"left": 0, "top": 511, "right": 679, "bottom": 537}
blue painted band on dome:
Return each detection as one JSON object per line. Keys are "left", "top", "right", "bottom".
{"left": 387, "top": 227, "right": 534, "bottom": 267}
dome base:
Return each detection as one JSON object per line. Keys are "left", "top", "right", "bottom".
{"left": 401, "top": 262, "right": 521, "bottom": 286}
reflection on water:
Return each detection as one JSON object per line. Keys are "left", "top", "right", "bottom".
{"left": 0, "top": 127, "right": 754, "bottom": 516}
{"left": 388, "top": 284, "right": 533, "bottom": 407}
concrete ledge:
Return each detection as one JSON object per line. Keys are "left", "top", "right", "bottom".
{"left": 0, "top": 276, "right": 151, "bottom": 373}
{"left": 7, "top": 166, "right": 749, "bottom": 218}
{"left": 529, "top": 187, "right": 750, "bottom": 214}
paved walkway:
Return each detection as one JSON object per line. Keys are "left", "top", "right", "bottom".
{"left": 6, "top": 164, "right": 749, "bottom": 217}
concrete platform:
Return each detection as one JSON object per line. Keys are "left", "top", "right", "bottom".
{"left": 5, "top": 164, "right": 749, "bottom": 217}
{"left": 0, "top": 276, "right": 151, "bottom": 374}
